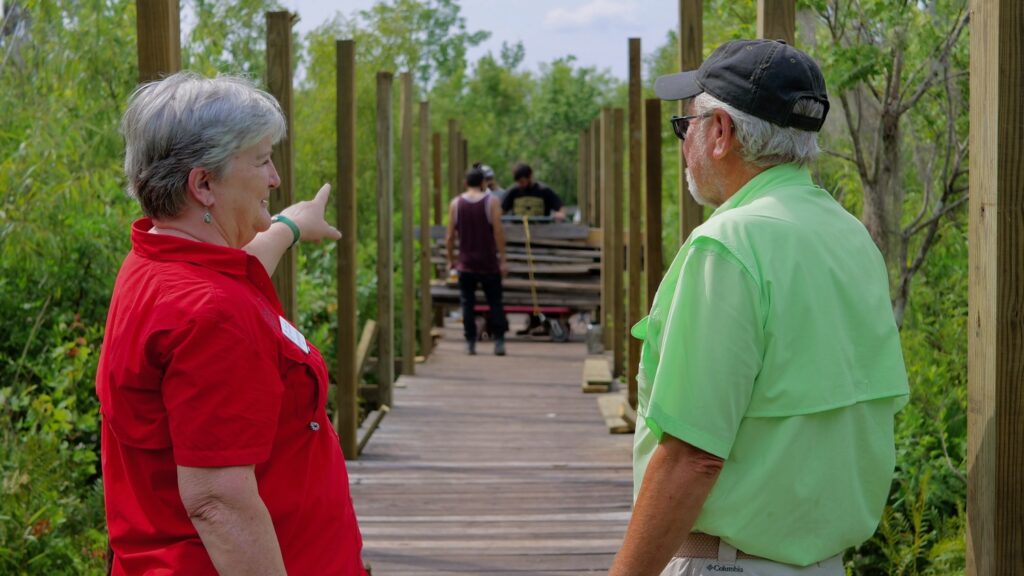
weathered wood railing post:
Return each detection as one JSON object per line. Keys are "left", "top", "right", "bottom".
{"left": 376, "top": 72, "right": 395, "bottom": 407}
{"left": 757, "top": 0, "right": 796, "bottom": 45}
{"left": 600, "top": 109, "right": 614, "bottom": 351}
{"left": 678, "top": 0, "right": 703, "bottom": 245}
{"left": 448, "top": 120, "right": 459, "bottom": 200}
{"left": 399, "top": 73, "right": 415, "bottom": 376}
{"left": 578, "top": 130, "right": 589, "bottom": 223}
{"left": 612, "top": 108, "right": 625, "bottom": 379}
{"left": 432, "top": 131, "right": 442, "bottom": 226}
{"left": 627, "top": 38, "right": 642, "bottom": 410}
{"left": 966, "top": 0, "right": 1024, "bottom": 572}
{"left": 419, "top": 102, "right": 433, "bottom": 359}
{"left": 590, "top": 117, "right": 601, "bottom": 229}
{"left": 266, "top": 11, "right": 297, "bottom": 321}
{"left": 135, "top": 0, "right": 180, "bottom": 83}
{"left": 644, "top": 98, "right": 663, "bottom": 306}
{"left": 335, "top": 39, "right": 358, "bottom": 458}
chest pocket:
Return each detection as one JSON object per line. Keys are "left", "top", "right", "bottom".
{"left": 277, "top": 331, "right": 329, "bottom": 423}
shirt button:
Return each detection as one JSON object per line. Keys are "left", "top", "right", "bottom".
{"left": 309, "top": 421, "right": 320, "bottom": 431}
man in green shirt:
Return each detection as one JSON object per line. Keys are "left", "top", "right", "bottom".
{"left": 609, "top": 40, "right": 909, "bottom": 576}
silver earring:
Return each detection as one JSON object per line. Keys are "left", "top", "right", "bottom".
{"left": 203, "top": 210, "right": 212, "bottom": 224}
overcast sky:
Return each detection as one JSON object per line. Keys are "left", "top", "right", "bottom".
{"left": 277, "top": 0, "right": 678, "bottom": 80}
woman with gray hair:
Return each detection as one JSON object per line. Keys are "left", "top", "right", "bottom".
{"left": 96, "top": 71, "right": 366, "bottom": 575}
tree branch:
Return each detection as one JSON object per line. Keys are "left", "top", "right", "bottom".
{"left": 897, "top": 9, "right": 970, "bottom": 115}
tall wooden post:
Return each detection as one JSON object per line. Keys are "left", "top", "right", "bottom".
{"left": 578, "top": 130, "right": 589, "bottom": 223}
{"left": 399, "top": 73, "right": 415, "bottom": 376}
{"left": 590, "top": 117, "right": 601, "bottom": 229}
{"left": 967, "top": 0, "right": 1024, "bottom": 572}
{"left": 266, "top": 11, "right": 297, "bottom": 321}
{"left": 678, "top": 0, "right": 703, "bottom": 245}
{"left": 757, "top": 0, "right": 796, "bottom": 45}
{"left": 419, "top": 102, "right": 433, "bottom": 359}
{"left": 612, "top": 108, "right": 625, "bottom": 379}
{"left": 627, "top": 39, "right": 642, "bottom": 410}
{"left": 644, "top": 98, "right": 664, "bottom": 306}
{"left": 600, "top": 109, "right": 614, "bottom": 350}
{"left": 135, "top": 0, "right": 180, "bottom": 83}
{"left": 448, "top": 120, "right": 459, "bottom": 199}
{"left": 376, "top": 72, "right": 395, "bottom": 407}
{"left": 432, "top": 132, "right": 442, "bottom": 225}
{"left": 335, "top": 39, "right": 358, "bottom": 458}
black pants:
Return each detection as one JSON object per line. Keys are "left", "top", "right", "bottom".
{"left": 458, "top": 271, "right": 507, "bottom": 342}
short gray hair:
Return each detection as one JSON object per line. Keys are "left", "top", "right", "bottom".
{"left": 121, "top": 71, "right": 286, "bottom": 219}
{"left": 693, "top": 93, "right": 823, "bottom": 168}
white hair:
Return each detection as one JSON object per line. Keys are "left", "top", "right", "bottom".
{"left": 120, "top": 71, "right": 286, "bottom": 219}
{"left": 693, "top": 93, "right": 823, "bottom": 167}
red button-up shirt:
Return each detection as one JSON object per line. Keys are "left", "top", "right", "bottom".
{"left": 96, "top": 218, "right": 365, "bottom": 575}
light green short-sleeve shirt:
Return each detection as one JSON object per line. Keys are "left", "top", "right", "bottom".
{"left": 633, "top": 164, "right": 909, "bottom": 566}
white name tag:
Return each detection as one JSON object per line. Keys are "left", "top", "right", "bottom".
{"left": 279, "top": 316, "right": 310, "bottom": 354}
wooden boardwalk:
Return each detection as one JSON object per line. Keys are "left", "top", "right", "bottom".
{"left": 349, "top": 322, "right": 633, "bottom": 575}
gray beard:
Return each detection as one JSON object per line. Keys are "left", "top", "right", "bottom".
{"left": 685, "top": 168, "right": 716, "bottom": 207}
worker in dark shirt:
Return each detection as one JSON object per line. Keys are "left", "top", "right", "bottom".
{"left": 501, "top": 162, "right": 567, "bottom": 222}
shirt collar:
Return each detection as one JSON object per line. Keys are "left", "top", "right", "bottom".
{"left": 130, "top": 218, "right": 251, "bottom": 277}
{"left": 709, "top": 163, "right": 814, "bottom": 219}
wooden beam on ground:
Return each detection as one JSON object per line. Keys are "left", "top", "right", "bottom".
{"left": 419, "top": 102, "right": 433, "bottom": 359}
{"left": 757, "top": 0, "right": 796, "bottom": 45}
{"left": 266, "top": 11, "right": 297, "bottom": 321}
{"left": 400, "top": 73, "right": 415, "bottom": 377}
{"left": 644, "top": 98, "right": 664, "bottom": 306}
{"left": 335, "top": 39, "right": 358, "bottom": 459}
{"left": 966, "top": 0, "right": 1024, "bottom": 572}
{"left": 600, "top": 109, "right": 614, "bottom": 351}
{"left": 596, "top": 393, "right": 634, "bottom": 434}
{"left": 432, "top": 131, "right": 442, "bottom": 226}
{"left": 627, "top": 38, "right": 642, "bottom": 411}
{"left": 678, "top": 0, "right": 703, "bottom": 245}
{"left": 357, "top": 404, "right": 390, "bottom": 456}
{"left": 135, "top": 0, "right": 180, "bottom": 83}
{"left": 612, "top": 108, "right": 625, "bottom": 379}
{"left": 582, "top": 357, "right": 612, "bottom": 393}
{"left": 356, "top": 319, "right": 379, "bottom": 379}
{"left": 376, "top": 71, "right": 395, "bottom": 407}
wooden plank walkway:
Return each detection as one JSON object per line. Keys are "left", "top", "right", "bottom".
{"left": 349, "top": 322, "right": 633, "bottom": 575}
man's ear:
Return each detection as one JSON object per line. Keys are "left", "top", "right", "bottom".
{"left": 187, "top": 167, "right": 215, "bottom": 208}
{"left": 709, "top": 109, "right": 737, "bottom": 161}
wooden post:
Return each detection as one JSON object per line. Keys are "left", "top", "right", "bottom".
{"left": 419, "top": 102, "right": 433, "bottom": 359}
{"left": 376, "top": 72, "right": 395, "bottom": 407}
{"left": 644, "top": 98, "right": 664, "bottom": 307}
{"left": 448, "top": 120, "right": 459, "bottom": 199}
{"left": 462, "top": 138, "right": 469, "bottom": 173}
{"left": 135, "top": 0, "right": 180, "bottom": 83}
{"left": 600, "top": 109, "right": 614, "bottom": 351}
{"left": 967, "top": 0, "right": 1024, "bottom": 572}
{"left": 399, "top": 73, "right": 415, "bottom": 376}
{"left": 590, "top": 117, "right": 601, "bottom": 228}
{"left": 757, "top": 0, "right": 796, "bottom": 45}
{"left": 432, "top": 132, "right": 443, "bottom": 225}
{"left": 335, "top": 39, "right": 358, "bottom": 458}
{"left": 627, "top": 39, "right": 642, "bottom": 410}
{"left": 612, "top": 108, "right": 625, "bottom": 379}
{"left": 678, "top": 0, "right": 703, "bottom": 245}
{"left": 578, "top": 130, "right": 589, "bottom": 224}
{"left": 266, "top": 11, "right": 297, "bottom": 321}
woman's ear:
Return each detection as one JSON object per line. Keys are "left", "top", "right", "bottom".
{"left": 187, "top": 167, "right": 215, "bottom": 208}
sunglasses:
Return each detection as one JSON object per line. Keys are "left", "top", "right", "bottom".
{"left": 669, "top": 112, "right": 713, "bottom": 141}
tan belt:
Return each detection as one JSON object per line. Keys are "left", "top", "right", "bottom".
{"left": 675, "top": 532, "right": 765, "bottom": 561}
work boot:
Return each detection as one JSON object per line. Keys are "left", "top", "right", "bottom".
{"left": 466, "top": 340, "right": 476, "bottom": 355}
{"left": 494, "top": 338, "right": 506, "bottom": 356}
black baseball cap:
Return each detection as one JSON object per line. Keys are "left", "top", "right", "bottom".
{"left": 654, "top": 39, "right": 829, "bottom": 132}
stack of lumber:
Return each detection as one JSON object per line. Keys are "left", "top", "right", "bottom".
{"left": 426, "top": 222, "right": 602, "bottom": 311}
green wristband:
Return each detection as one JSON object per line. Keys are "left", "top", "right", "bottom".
{"left": 271, "top": 214, "right": 301, "bottom": 247}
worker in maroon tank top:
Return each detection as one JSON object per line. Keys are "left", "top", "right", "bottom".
{"left": 445, "top": 164, "right": 509, "bottom": 356}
